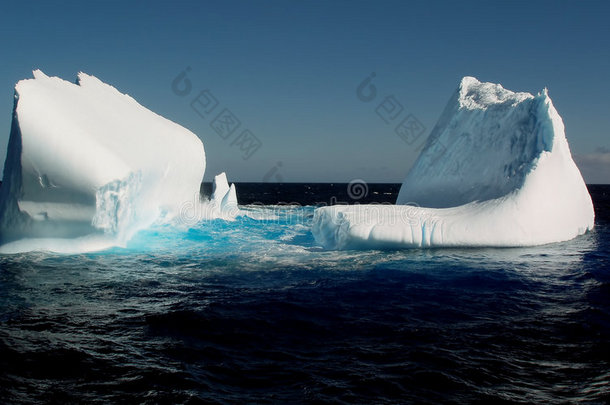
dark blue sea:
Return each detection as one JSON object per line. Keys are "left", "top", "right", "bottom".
{"left": 1, "top": 183, "right": 609, "bottom": 404}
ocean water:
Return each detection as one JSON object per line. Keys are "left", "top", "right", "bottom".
{"left": 0, "top": 184, "right": 609, "bottom": 404}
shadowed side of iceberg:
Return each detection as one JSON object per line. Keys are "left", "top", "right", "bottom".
{"left": 0, "top": 92, "right": 32, "bottom": 242}
{"left": 312, "top": 77, "right": 595, "bottom": 250}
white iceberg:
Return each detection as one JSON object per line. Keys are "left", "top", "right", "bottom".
{"left": 0, "top": 70, "right": 236, "bottom": 253}
{"left": 179, "top": 172, "right": 240, "bottom": 222}
{"left": 312, "top": 77, "right": 595, "bottom": 250}
{"left": 210, "top": 172, "right": 238, "bottom": 215}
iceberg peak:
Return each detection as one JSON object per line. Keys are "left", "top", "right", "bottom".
{"left": 210, "top": 172, "right": 239, "bottom": 216}
{"left": 458, "top": 76, "right": 533, "bottom": 110}
{"left": 31, "top": 69, "right": 47, "bottom": 80}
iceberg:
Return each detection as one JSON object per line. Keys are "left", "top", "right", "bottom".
{"left": 205, "top": 172, "right": 239, "bottom": 219}
{"left": 0, "top": 70, "right": 235, "bottom": 253}
{"left": 312, "top": 77, "right": 595, "bottom": 250}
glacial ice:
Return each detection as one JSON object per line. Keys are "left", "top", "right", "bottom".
{"left": 312, "top": 77, "right": 595, "bottom": 250}
{"left": 210, "top": 172, "right": 239, "bottom": 217}
{"left": 0, "top": 70, "right": 237, "bottom": 253}
{"left": 0, "top": 72, "right": 596, "bottom": 253}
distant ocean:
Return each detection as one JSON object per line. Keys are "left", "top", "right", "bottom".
{"left": 1, "top": 183, "right": 609, "bottom": 404}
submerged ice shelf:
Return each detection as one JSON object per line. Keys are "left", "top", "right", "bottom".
{"left": 313, "top": 77, "right": 595, "bottom": 249}
{"left": 0, "top": 70, "right": 237, "bottom": 253}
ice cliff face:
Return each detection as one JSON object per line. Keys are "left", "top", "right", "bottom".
{"left": 0, "top": 70, "right": 218, "bottom": 252}
{"left": 313, "top": 77, "right": 594, "bottom": 250}
{"left": 398, "top": 77, "right": 559, "bottom": 207}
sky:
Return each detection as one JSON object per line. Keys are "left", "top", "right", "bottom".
{"left": 0, "top": 0, "right": 609, "bottom": 183}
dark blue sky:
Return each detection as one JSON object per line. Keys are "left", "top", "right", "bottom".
{"left": 1, "top": 0, "right": 609, "bottom": 182}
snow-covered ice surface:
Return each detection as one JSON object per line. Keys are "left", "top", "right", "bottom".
{"left": 313, "top": 77, "right": 595, "bottom": 250}
{"left": 0, "top": 71, "right": 237, "bottom": 253}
